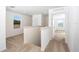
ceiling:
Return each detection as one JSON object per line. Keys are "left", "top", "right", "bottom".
{"left": 6, "top": 6, "right": 62, "bottom": 15}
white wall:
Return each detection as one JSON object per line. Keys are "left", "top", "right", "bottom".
{"left": 0, "top": 6, "right": 6, "bottom": 51}
{"left": 64, "top": 7, "right": 71, "bottom": 51}
{"left": 6, "top": 11, "right": 32, "bottom": 37}
{"left": 66, "top": 7, "right": 79, "bottom": 52}
{"left": 41, "top": 27, "right": 52, "bottom": 51}
{"left": 48, "top": 9, "right": 53, "bottom": 27}
{"left": 24, "top": 27, "right": 41, "bottom": 46}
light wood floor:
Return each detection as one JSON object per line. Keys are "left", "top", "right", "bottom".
{"left": 3, "top": 34, "right": 69, "bottom": 52}
{"left": 3, "top": 34, "right": 41, "bottom": 52}
{"left": 45, "top": 39, "right": 69, "bottom": 52}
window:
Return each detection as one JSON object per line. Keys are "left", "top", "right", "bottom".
{"left": 58, "top": 19, "right": 64, "bottom": 27}
{"left": 14, "top": 16, "right": 21, "bottom": 28}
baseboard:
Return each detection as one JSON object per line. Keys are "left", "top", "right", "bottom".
{"left": 6, "top": 33, "right": 23, "bottom": 39}
{"left": 0, "top": 47, "right": 6, "bottom": 52}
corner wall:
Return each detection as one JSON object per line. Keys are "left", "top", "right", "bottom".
{"left": 0, "top": 6, "right": 6, "bottom": 51}
{"left": 6, "top": 10, "right": 32, "bottom": 38}
{"left": 32, "top": 14, "right": 48, "bottom": 27}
